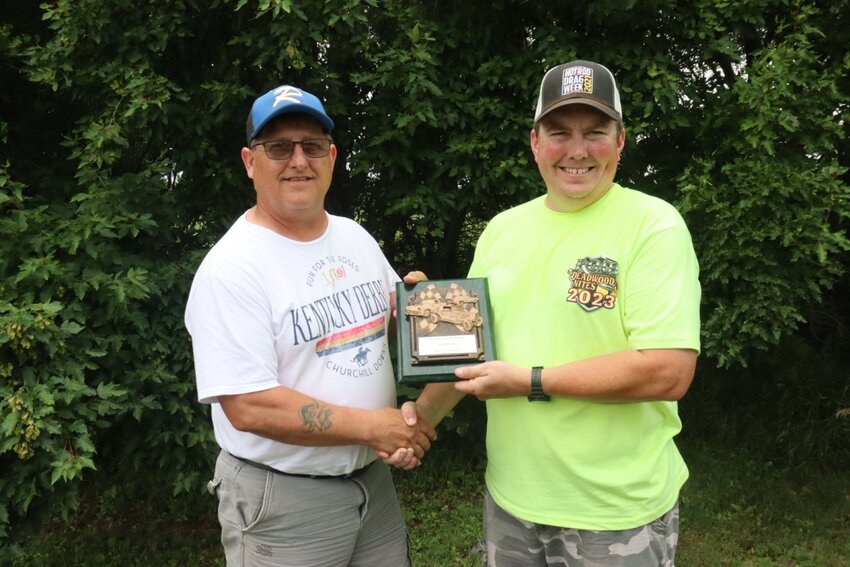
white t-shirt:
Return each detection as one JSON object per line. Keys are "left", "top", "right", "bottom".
{"left": 185, "top": 212, "right": 400, "bottom": 475}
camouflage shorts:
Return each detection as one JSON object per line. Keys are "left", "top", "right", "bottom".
{"left": 481, "top": 490, "right": 679, "bottom": 566}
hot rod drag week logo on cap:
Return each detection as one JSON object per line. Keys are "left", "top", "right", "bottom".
{"left": 562, "top": 65, "right": 594, "bottom": 95}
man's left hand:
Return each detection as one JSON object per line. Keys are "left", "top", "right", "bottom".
{"left": 454, "top": 361, "right": 527, "bottom": 400}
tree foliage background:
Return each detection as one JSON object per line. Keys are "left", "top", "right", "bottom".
{"left": 0, "top": 0, "right": 848, "bottom": 540}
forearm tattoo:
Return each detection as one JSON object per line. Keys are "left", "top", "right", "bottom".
{"left": 300, "top": 401, "right": 333, "bottom": 432}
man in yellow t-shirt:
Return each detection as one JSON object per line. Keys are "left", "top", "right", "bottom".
{"left": 412, "top": 60, "right": 701, "bottom": 566}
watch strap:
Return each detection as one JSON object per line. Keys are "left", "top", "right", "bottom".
{"left": 527, "top": 366, "right": 551, "bottom": 402}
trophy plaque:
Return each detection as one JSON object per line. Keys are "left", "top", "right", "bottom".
{"left": 395, "top": 278, "right": 496, "bottom": 384}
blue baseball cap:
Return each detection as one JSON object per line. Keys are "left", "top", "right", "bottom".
{"left": 245, "top": 85, "right": 335, "bottom": 143}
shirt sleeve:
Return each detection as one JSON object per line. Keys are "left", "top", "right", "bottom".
{"left": 185, "top": 270, "right": 281, "bottom": 404}
{"left": 622, "top": 214, "right": 701, "bottom": 352}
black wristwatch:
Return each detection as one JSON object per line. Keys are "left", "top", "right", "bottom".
{"left": 527, "top": 366, "right": 551, "bottom": 402}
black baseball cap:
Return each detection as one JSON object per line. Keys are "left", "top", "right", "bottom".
{"left": 534, "top": 60, "right": 623, "bottom": 124}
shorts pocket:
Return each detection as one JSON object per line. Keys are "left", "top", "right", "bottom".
{"left": 215, "top": 455, "right": 273, "bottom": 532}
{"left": 648, "top": 514, "right": 670, "bottom": 535}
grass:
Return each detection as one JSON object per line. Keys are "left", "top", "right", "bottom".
{"left": 676, "top": 438, "right": 850, "bottom": 566}
{"left": 4, "top": 435, "right": 849, "bottom": 566}
{"left": 3, "top": 480, "right": 223, "bottom": 567}
{"left": 396, "top": 437, "right": 487, "bottom": 566}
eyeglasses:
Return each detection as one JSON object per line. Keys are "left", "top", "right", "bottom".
{"left": 251, "top": 138, "right": 332, "bottom": 160}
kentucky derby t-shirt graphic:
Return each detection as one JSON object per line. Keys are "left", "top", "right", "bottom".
{"left": 290, "top": 271, "right": 391, "bottom": 378}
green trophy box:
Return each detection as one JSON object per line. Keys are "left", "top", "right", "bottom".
{"left": 395, "top": 278, "right": 496, "bottom": 384}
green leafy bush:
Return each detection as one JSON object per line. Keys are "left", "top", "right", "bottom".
{"left": 1, "top": 0, "right": 848, "bottom": 543}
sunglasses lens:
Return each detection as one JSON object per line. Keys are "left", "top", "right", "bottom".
{"left": 256, "top": 139, "right": 330, "bottom": 160}
{"left": 265, "top": 141, "right": 294, "bottom": 159}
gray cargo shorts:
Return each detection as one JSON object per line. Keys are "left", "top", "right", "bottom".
{"left": 207, "top": 450, "right": 412, "bottom": 567}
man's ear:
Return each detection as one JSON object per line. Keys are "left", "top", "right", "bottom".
{"left": 529, "top": 128, "right": 539, "bottom": 159}
{"left": 240, "top": 146, "right": 255, "bottom": 179}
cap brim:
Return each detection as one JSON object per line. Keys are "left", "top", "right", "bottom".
{"left": 537, "top": 97, "right": 621, "bottom": 123}
{"left": 251, "top": 107, "right": 334, "bottom": 141}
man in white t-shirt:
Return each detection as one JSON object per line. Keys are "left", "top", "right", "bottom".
{"left": 185, "top": 84, "right": 434, "bottom": 567}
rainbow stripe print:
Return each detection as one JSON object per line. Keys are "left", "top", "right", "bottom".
{"left": 315, "top": 316, "right": 386, "bottom": 357}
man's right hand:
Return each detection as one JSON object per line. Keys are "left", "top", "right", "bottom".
{"left": 375, "top": 401, "right": 435, "bottom": 469}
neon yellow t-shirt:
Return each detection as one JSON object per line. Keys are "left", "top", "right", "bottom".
{"left": 469, "top": 184, "right": 701, "bottom": 530}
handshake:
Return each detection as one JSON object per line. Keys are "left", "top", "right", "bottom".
{"left": 373, "top": 401, "right": 436, "bottom": 471}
